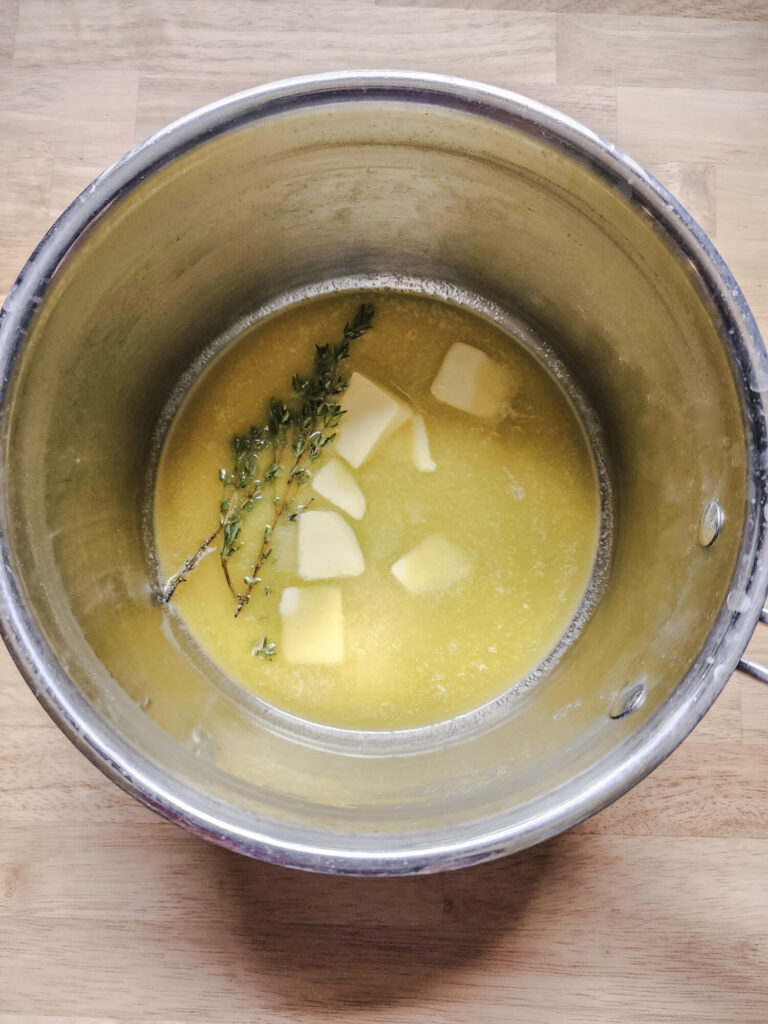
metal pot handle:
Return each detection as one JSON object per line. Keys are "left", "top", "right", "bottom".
{"left": 738, "top": 608, "right": 768, "bottom": 684}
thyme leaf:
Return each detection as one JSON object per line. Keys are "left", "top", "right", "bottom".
{"left": 252, "top": 636, "right": 277, "bottom": 660}
{"left": 161, "top": 302, "right": 375, "bottom": 616}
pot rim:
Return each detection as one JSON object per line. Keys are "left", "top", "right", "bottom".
{"left": 1, "top": 70, "right": 766, "bottom": 875}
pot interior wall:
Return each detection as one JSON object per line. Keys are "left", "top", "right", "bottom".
{"left": 2, "top": 98, "right": 747, "bottom": 845}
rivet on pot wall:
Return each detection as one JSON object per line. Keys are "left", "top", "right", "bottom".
{"left": 609, "top": 681, "right": 647, "bottom": 720}
{"left": 698, "top": 501, "right": 724, "bottom": 547}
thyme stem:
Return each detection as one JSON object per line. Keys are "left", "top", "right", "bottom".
{"left": 220, "top": 554, "right": 237, "bottom": 599}
{"left": 162, "top": 302, "right": 375, "bottom": 614}
{"left": 161, "top": 521, "right": 224, "bottom": 603}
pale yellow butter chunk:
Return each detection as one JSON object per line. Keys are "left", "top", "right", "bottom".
{"left": 391, "top": 534, "right": 471, "bottom": 594}
{"left": 297, "top": 509, "right": 365, "bottom": 580}
{"left": 336, "top": 371, "right": 411, "bottom": 467}
{"left": 411, "top": 415, "right": 436, "bottom": 472}
{"left": 312, "top": 458, "right": 366, "bottom": 520}
{"left": 279, "top": 586, "right": 343, "bottom": 664}
{"left": 430, "top": 342, "right": 512, "bottom": 418}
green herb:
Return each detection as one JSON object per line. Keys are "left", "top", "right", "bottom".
{"left": 161, "top": 303, "right": 375, "bottom": 609}
{"left": 252, "top": 636, "right": 277, "bottom": 660}
{"left": 287, "top": 500, "right": 313, "bottom": 523}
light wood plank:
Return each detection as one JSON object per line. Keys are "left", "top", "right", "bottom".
{"left": 0, "top": 141, "right": 51, "bottom": 221}
{"left": 376, "top": 0, "right": 768, "bottom": 18}
{"left": 1, "top": 822, "right": 445, "bottom": 925}
{"left": 13, "top": 2, "right": 556, "bottom": 82}
{"left": 0, "top": 0, "right": 17, "bottom": 60}
{"left": 715, "top": 158, "right": 768, "bottom": 245}
{"left": 0, "top": 65, "right": 139, "bottom": 219}
{"left": 0, "top": 650, "right": 153, "bottom": 824}
{"left": 558, "top": 14, "right": 768, "bottom": 90}
{"left": 644, "top": 160, "right": 716, "bottom": 234}
{"left": 2, "top": 835, "right": 766, "bottom": 1022}
{"left": 0, "top": 67, "right": 138, "bottom": 293}
{"left": 0, "top": 66, "right": 138, "bottom": 130}
{"left": 443, "top": 835, "right": 768, "bottom": 1024}
{"left": 715, "top": 157, "right": 768, "bottom": 329}
{"left": 0, "top": 1020, "right": 122, "bottom": 1024}
{"left": 617, "top": 86, "right": 768, "bottom": 160}
{"left": 0, "top": 722, "right": 152, "bottom": 825}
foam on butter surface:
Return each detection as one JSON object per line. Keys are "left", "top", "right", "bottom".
{"left": 279, "top": 586, "right": 343, "bottom": 664}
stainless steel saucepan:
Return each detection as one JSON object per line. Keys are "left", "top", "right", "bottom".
{"left": 1, "top": 72, "right": 766, "bottom": 874}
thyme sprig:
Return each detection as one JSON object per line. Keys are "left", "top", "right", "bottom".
{"left": 161, "top": 302, "right": 374, "bottom": 608}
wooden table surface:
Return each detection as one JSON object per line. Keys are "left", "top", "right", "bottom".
{"left": 2, "top": 2, "right": 768, "bottom": 1021}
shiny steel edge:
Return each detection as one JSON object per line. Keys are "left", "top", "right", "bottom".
{"left": 0, "top": 71, "right": 767, "bottom": 875}
{"left": 738, "top": 659, "right": 768, "bottom": 685}
{"left": 737, "top": 608, "right": 768, "bottom": 684}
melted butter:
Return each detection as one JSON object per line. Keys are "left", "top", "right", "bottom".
{"left": 153, "top": 292, "right": 600, "bottom": 730}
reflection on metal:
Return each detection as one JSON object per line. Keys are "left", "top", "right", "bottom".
{"left": 698, "top": 501, "right": 724, "bottom": 547}
{"left": 609, "top": 681, "right": 647, "bottom": 720}
{"left": 738, "top": 608, "right": 768, "bottom": 686}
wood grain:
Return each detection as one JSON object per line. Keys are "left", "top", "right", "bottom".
{"left": 617, "top": 85, "right": 768, "bottom": 159}
{"left": 1, "top": 2, "right": 767, "bottom": 1021}
{"left": 12, "top": 2, "right": 557, "bottom": 81}
{"left": 643, "top": 161, "right": 716, "bottom": 234}
{"left": 558, "top": 14, "right": 768, "bottom": 90}
{"left": 376, "top": 0, "right": 768, "bottom": 17}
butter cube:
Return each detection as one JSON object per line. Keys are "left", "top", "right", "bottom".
{"left": 430, "top": 342, "right": 511, "bottom": 418}
{"left": 411, "top": 416, "right": 437, "bottom": 472}
{"left": 336, "top": 372, "right": 411, "bottom": 468}
{"left": 298, "top": 509, "right": 365, "bottom": 580}
{"left": 279, "top": 586, "right": 343, "bottom": 664}
{"left": 312, "top": 458, "right": 366, "bottom": 520}
{"left": 391, "top": 534, "right": 471, "bottom": 594}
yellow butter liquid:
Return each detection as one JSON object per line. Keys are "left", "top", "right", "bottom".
{"left": 154, "top": 292, "right": 601, "bottom": 730}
